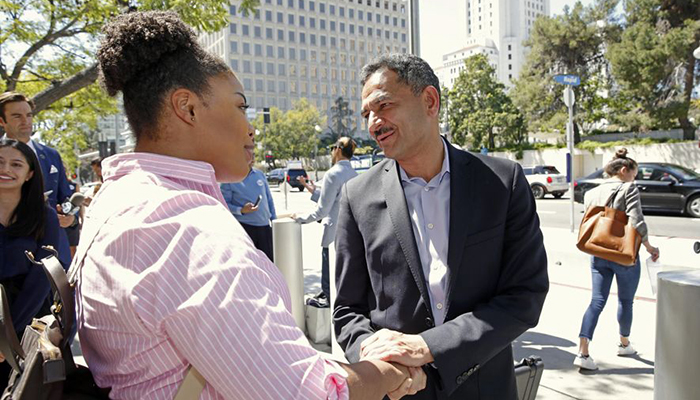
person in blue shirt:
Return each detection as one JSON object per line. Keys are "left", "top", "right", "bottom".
{"left": 0, "top": 139, "right": 69, "bottom": 386}
{"left": 220, "top": 159, "right": 277, "bottom": 261}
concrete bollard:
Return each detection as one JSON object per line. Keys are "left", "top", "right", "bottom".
{"left": 654, "top": 270, "right": 700, "bottom": 400}
{"left": 272, "top": 219, "right": 306, "bottom": 333}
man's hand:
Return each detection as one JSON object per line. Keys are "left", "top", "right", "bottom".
{"left": 388, "top": 365, "right": 426, "bottom": 399}
{"left": 297, "top": 176, "right": 316, "bottom": 193}
{"left": 57, "top": 212, "right": 76, "bottom": 228}
{"left": 360, "top": 329, "right": 434, "bottom": 367}
{"left": 241, "top": 202, "right": 259, "bottom": 214}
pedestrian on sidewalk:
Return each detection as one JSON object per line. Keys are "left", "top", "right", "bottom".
{"left": 574, "top": 148, "right": 660, "bottom": 371}
{"left": 220, "top": 156, "right": 277, "bottom": 261}
{"left": 292, "top": 137, "right": 358, "bottom": 307}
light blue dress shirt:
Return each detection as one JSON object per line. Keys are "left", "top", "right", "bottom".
{"left": 398, "top": 141, "right": 451, "bottom": 325}
{"left": 220, "top": 169, "right": 276, "bottom": 227}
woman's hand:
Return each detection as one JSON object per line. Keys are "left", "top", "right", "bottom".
{"left": 644, "top": 242, "right": 660, "bottom": 262}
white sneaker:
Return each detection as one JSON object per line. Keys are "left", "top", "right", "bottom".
{"left": 618, "top": 342, "right": 637, "bottom": 356}
{"left": 573, "top": 354, "right": 598, "bottom": 370}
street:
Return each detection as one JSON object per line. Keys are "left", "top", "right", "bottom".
{"left": 535, "top": 196, "right": 700, "bottom": 240}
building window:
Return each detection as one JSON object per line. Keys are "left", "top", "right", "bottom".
{"left": 288, "top": 14, "right": 294, "bottom": 24}
{"left": 265, "top": 10, "right": 272, "bottom": 21}
{"left": 340, "top": 6, "right": 345, "bottom": 17}
{"left": 267, "top": 63, "right": 275, "bottom": 75}
{"left": 300, "top": 32, "right": 306, "bottom": 43}
{"left": 508, "top": 64, "right": 512, "bottom": 70}
{"left": 349, "top": 8, "right": 354, "bottom": 18}
{"left": 508, "top": 44, "right": 512, "bottom": 50}
{"left": 288, "top": 31, "right": 295, "bottom": 42}
{"left": 368, "top": 27, "right": 373, "bottom": 36}
{"left": 279, "top": 81, "right": 287, "bottom": 92}
{"left": 230, "top": 5, "right": 236, "bottom": 15}
{"left": 229, "top": 23, "right": 237, "bottom": 34}
{"left": 359, "top": 26, "right": 364, "bottom": 35}
{"left": 299, "top": 16, "right": 305, "bottom": 26}
{"left": 330, "top": 4, "right": 335, "bottom": 14}
{"left": 331, "top": 37, "right": 336, "bottom": 47}
{"left": 331, "top": 21, "right": 336, "bottom": 31}
{"left": 277, "top": 12, "right": 283, "bottom": 23}
{"left": 254, "top": 44, "right": 262, "bottom": 56}
{"left": 367, "top": 12, "right": 372, "bottom": 22}
{"left": 393, "top": 17, "right": 397, "bottom": 26}
{"left": 242, "top": 24, "right": 250, "bottom": 36}
{"left": 266, "top": 28, "right": 273, "bottom": 39}
{"left": 311, "top": 34, "right": 317, "bottom": 45}
{"left": 401, "top": 33, "right": 406, "bottom": 43}
{"left": 385, "top": 15, "right": 389, "bottom": 24}
{"left": 255, "top": 62, "right": 263, "bottom": 74}
{"left": 278, "top": 46, "right": 285, "bottom": 58}
{"left": 266, "top": 45, "right": 274, "bottom": 57}
{"left": 300, "top": 49, "right": 307, "bottom": 60}
{"left": 254, "top": 26, "right": 261, "bottom": 38}
{"left": 508, "top": 54, "right": 511, "bottom": 60}
{"left": 350, "top": 24, "right": 355, "bottom": 34}
{"left": 243, "top": 77, "right": 252, "bottom": 89}
{"left": 230, "top": 41, "right": 238, "bottom": 53}
{"left": 321, "top": 35, "right": 327, "bottom": 46}
{"left": 310, "top": 17, "right": 316, "bottom": 28}
{"left": 340, "top": 22, "right": 345, "bottom": 33}
{"left": 321, "top": 19, "right": 326, "bottom": 30}
{"left": 278, "top": 64, "right": 286, "bottom": 75}
{"left": 255, "top": 79, "right": 263, "bottom": 91}
{"left": 320, "top": 3, "right": 325, "bottom": 13}
{"left": 277, "top": 29, "right": 284, "bottom": 40}
{"left": 243, "top": 61, "right": 251, "bottom": 73}
{"left": 359, "top": 10, "right": 364, "bottom": 20}
{"left": 289, "top": 48, "right": 296, "bottom": 59}
{"left": 243, "top": 42, "right": 251, "bottom": 54}
{"left": 310, "top": 1, "right": 315, "bottom": 11}
{"left": 299, "top": 0, "right": 305, "bottom": 9}
{"left": 288, "top": 0, "right": 294, "bottom": 7}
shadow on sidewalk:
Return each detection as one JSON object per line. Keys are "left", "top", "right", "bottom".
{"left": 513, "top": 331, "right": 578, "bottom": 370}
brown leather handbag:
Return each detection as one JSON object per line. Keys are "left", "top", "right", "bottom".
{"left": 577, "top": 184, "right": 642, "bottom": 266}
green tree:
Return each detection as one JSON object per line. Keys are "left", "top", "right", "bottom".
{"left": 0, "top": 0, "right": 259, "bottom": 169}
{"left": 606, "top": 0, "right": 700, "bottom": 138}
{"left": 253, "top": 99, "right": 325, "bottom": 162}
{"left": 447, "top": 54, "right": 525, "bottom": 150}
{"left": 511, "top": 0, "right": 619, "bottom": 140}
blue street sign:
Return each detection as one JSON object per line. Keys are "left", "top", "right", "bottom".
{"left": 554, "top": 75, "right": 581, "bottom": 86}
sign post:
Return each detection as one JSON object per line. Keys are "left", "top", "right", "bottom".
{"left": 557, "top": 75, "right": 579, "bottom": 232}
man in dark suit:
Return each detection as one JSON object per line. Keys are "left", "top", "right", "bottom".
{"left": 333, "top": 54, "right": 549, "bottom": 399}
{"left": 0, "top": 92, "right": 74, "bottom": 261}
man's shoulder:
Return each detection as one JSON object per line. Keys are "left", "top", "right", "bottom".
{"left": 345, "top": 158, "right": 390, "bottom": 192}
{"left": 451, "top": 148, "right": 518, "bottom": 179}
{"left": 33, "top": 141, "right": 61, "bottom": 157}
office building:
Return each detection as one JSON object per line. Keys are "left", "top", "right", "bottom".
{"left": 199, "top": 0, "right": 410, "bottom": 138}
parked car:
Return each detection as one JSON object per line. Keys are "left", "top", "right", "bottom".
{"left": 523, "top": 165, "right": 569, "bottom": 199}
{"left": 266, "top": 168, "right": 308, "bottom": 191}
{"left": 574, "top": 163, "right": 700, "bottom": 218}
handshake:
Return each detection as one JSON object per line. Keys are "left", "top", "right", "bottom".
{"left": 357, "top": 329, "right": 432, "bottom": 399}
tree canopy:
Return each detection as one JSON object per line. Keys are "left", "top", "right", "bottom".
{"left": 447, "top": 54, "right": 525, "bottom": 150}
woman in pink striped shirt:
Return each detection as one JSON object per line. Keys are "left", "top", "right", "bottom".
{"left": 72, "top": 10, "right": 425, "bottom": 400}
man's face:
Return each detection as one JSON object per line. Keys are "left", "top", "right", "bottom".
{"left": 0, "top": 101, "right": 33, "bottom": 142}
{"left": 360, "top": 69, "right": 432, "bottom": 163}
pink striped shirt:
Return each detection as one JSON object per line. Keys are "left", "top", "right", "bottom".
{"left": 73, "top": 153, "right": 348, "bottom": 400}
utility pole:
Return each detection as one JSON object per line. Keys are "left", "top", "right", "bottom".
{"left": 408, "top": 0, "right": 421, "bottom": 56}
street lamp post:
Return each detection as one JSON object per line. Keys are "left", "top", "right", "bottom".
{"left": 314, "top": 125, "right": 322, "bottom": 181}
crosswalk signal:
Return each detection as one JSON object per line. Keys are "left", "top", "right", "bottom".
{"left": 263, "top": 107, "right": 270, "bottom": 124}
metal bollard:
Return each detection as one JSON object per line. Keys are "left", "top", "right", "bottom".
{"left": 272, "top": 219, "right": 306, "bottom": 333}
{"left": 654, "top": 270, "right": 700, "bottom": 400}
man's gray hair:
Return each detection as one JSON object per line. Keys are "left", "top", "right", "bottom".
{"left": 360, "top": 53, "right": 441, "bottom": 102}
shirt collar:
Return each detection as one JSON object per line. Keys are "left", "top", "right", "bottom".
{"left": 102, "top": 152, "right": 219, "bottom": 187}
{"left": 399, "top": 139, "right": 451, "bottom": 186}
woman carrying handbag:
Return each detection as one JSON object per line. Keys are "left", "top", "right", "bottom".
{"left": 574, "top": 148, "right": 660, "bottom": 371}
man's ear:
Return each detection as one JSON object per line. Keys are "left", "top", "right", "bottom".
{"left": 170, "top": 89, "right": 197, "bottom": 126}
{"left": 423, "top": 86, "right": 440, "bottom": 118}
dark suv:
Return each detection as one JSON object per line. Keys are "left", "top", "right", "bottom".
{"left": 266, "top": 168, "right": 308, "bottom": 191}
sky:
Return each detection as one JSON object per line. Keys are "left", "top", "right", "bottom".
{"left": 419, "top": 0, "right": 595, "bottom": 69}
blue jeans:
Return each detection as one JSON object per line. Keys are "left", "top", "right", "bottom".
{"left": 579, "top": 256, "right": 640, "bottom": 340}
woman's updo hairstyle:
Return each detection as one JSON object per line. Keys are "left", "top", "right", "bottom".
{"left": 97, "top": 11, "right": 230, "bottom": 141}
{"left": 604, "top": 148, "right": 638, "bottom": 177}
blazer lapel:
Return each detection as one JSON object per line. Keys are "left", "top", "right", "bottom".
{"left": 382, "top": 160, "right": 434, "bottom": 317}
{"left": 444, "top": 145, "right": 476, "bottom": 316}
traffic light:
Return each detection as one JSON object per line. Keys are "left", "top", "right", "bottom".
{"left": 263, "top": 107, "right": 270, "bottom": 124}
{"left": 98, "top": 141, "right": 109, "bottom": 158}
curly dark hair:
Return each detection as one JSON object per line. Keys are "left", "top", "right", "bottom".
{"left": 360, "top": 54, "right": 441, "bottom": 111}
{"left": 97, "top": 11, "right": 230, "bottom": 141}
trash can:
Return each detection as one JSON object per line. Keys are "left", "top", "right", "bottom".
{"left": 272, "top": 219, "right": 306, "bottom": 332}
{"left": 654, "top": 270, "right": 700, "bottom": 400}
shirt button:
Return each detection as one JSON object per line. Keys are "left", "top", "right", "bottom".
{"left": 436, "top": 303, "right": 443, "bottom": 310}
{"left": 424, "top": 187, "right": 429, "bottom": 192}
{"left": 427, "top": 223, "right": 434, "bottom": 229}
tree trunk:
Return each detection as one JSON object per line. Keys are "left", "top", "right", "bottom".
{"left": 31, "top": 63, "right": 99, "bottom": 114}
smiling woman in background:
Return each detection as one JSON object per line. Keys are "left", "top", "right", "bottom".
{"left": 71, "top": 10, "right": 423, "bottom": 400}
{"left": 0, "top": 139, "right": 68, "bottom": 387}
